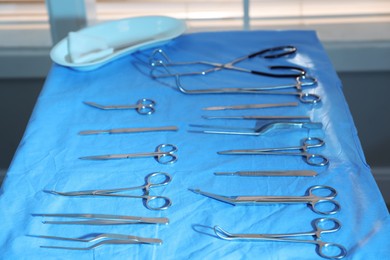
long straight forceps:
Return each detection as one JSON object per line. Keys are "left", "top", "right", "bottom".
{"left": 218, "top": 137, "right": 328, "bottom": 166}
{"left": 32, "top": 213, "right": 169, "bottom": 225}
{"left": 214, "top": 218, "right": 347, "bottom": 259}
{"left": 79, "top": 144, "right": 178, "bottom": 164}
{"left": 189, "top": 185, "right": 340, "bottom": 215}
{"left": 150, "top": 46, "right": 304, "bottom": 78}
{"left": 45, "top": 172, "right": 172, "bottom": 210}
{"left": 84, "top": 98, "right": 156, "bottom": 115}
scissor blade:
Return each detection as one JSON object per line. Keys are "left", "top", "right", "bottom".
{"left": 79, "top": 154, "right": 133, "bottom": 160}
{"left": 79, "top": 126, "right": 178, "bottom": 135}
{"left": 83, "top": 101, "right": 136, "bottom": 110}
{"left": 189, "top": 188, "right": 237, "bottom": 205}
{"left": 203, "top": 115, "right": 310, "bottom": 120}
{"left": 202, "top": 102, "right": 298, "bottom": 111}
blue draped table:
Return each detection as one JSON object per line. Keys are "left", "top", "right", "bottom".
{"left": 0, "top": 30, "right": 389, "bottom": 259}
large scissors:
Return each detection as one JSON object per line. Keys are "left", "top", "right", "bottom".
{"left": 150, "top": 45, "right": 305, "bottom": 78}
{"left": 45, "top": 172, "right": 172, "bottom": 210}
{"left": 189, "top": 185, "right": 340, "bottom": 215}
{"left": 218, "top": 137, "right": 328, "bottom": 166}
{"left": 79, "top": 144, "right": 178, "bottom": 164}
{"left": 213, "top": 218, "right": 347, "bottom": 259}
{"left": 84, "top": 98, "right": 156, "bottom": 115}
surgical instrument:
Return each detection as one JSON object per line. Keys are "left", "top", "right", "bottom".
{"left": 214, "top": 170, "right": 317, "bottom": 177}
{"left": 213, "top": 218, "right": 347, "bottom": 259}
{"left": 32, "top": 213, "right": 169, "bottom": 225}
{"left": 203, "top": 102, "right": 298, "bottom": 111}
{"left": 36, "top": 233, "right": 162, "bottom": 250}
{"left": 218, "top": 137, "right": 328, "bottom": 166}
{"left": 44, "top": 172, "right": 172, "bottom": 211}
{"left": 79, "top": 126, "right": 178, "bottom": 135}
{"left": 189, "top": 122, "right": 323, "bottom": 136}
{"left": 189, "top": 185, "right": 340, "bottom": 215}
{"left": 84, "top": 98, "right": 156, "bottom": 115}
{"left": 202, "top": 115, "right": 310, "bottom": 120}
{"left": 156, "top": 67, "right": 320, "bottom": 103}
{"left": 79, "top": 143, "right": 178, "bottom": 164}
{"left": 150, "top": 46, "right": 304, "bottom": 78}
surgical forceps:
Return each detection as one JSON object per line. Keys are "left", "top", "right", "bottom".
{"left": 189, "top": 122, "right": 323, "bottom": 136}
{"left": 34, "top": 233, "right": 162, "bottom": 250}
{"left": 150, "top": 46, "right": 304, "bottom": 78}
{"left": 79, "top": 144, "right": 178, "bottom": 164}
{"left": 189, "top": 185, "right": 340, "bottom": 215}
{"left": 203, "top": 102, "right": 298, "bottom": 111}
{"left": 32, "top": 213, "right": 169, "bottom": 225}
{"left": 213, "top": 218, "right": 347, "bottom": 259}
{"left": 218, "top": 137, "right": 328, "bottom": 166}
{"left": 79, "top": 126, "right": 178, "bottom": 135}
{"left": 84, "top": 98, "right": 156, "bottom": 115}
{"left": 154, "top": 66, "right": 320, "bottom": 103}
{"left": 45, "top": 172, "right": 172, "bottom": 210}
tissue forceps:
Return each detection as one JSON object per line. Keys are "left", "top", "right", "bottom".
{"left": 218, "top": 137, "right": 328, "bottom": 166}
{"left": 156, "top": 66, "right": 320, "bottom": 103}
{"left": 214, "top": 218, "right": 347, "bottom": 259}
{"left": 84, "top": 98, "right": 156, "bottom": 115}
{"left": 150, "top": 46, "right": 304, "bottom": 78}
{"left": 189, "top": 185, "right": 340, "bottom": 215}
{"left": 79, "top": 143, "right": 178, "bottom": 164}
{"left": 36, "top": 233, "right": 162, "bottom": 250}
{"left": 32, "top": 213, "right": 169, "bottom": 225}
{"left": 79, "top": 126, "right": 178, "bottom": 135}
{"left": 189, "top": 122, "right": 323, "bottom": 136}
{"left": 45, "top": 172, "right": 172, "bottom": 210}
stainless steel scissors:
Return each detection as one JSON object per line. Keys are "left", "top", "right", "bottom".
{"left": 150, "top": 46, "right": 305, "bottom": 78}
{"left": 189, "top": 185, "right": 340, "bottom": 215}
{"left": 84, "top": 98, "right": 156, "bottom": 115}
{"left": 218, "top": 137, "right": 328, "bottom": 166}
{"left": 213, "top": 218, "right": 347, "bottom": 259}
{"left": 79, "top": 144, "right": 178, "bottom": 164}
{"left": 45, "top": 172, "right": 172, "bottom": 210}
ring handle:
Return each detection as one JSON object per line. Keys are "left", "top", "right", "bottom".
{"left": 155, "top": 144, "right": 178, "bottom": 164}
{"left": 136, "top": 98, "right": 156, "bottom": 115}
{"left": 296, "top": 75, "right": 317, "bottom": 87}
{"left": 317, "top": 241, "right": 348, "bottom": 259}
{"left": 145, "top": 172, "right": 172, "bottom": 187}
{"left": 145, "top": 196, "right": 172, "bottom": 210}
{"left": 306, "top": 153, "right": 329, "bottom": 166}
{"left": 298, "top": 92, "right": 321, "bottom": 103}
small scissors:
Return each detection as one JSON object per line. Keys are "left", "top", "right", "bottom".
{"left": 79, "top": 144, "right": 178, "bottom": 164}
{"left": 189, "top": 185, "right": 340, "bottom": 215}
{"left": 84, "top": 98, "right": 156, "bottom": 115}
{"left": 45, "top": 172, "right": 172, "bottom": 210}
{"left": 218, "top": 137, "right": 328, "bottom": 166}
{"left": 214, "top": 218, "right": 347, "bottom": 259}
{"left": 150, "top": 46, "right": 305, "bottom": 78}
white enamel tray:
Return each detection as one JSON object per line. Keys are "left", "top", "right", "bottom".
{"left": 50, "top": 16, "right": 186, "bottom": 71}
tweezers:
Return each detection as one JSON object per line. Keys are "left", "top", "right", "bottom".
{"left": 79, "top": 126, "right": 178, "bottom": 135}
{"left": 189, "top": 122, "right": 322, "bottom": 136}
{"left": 32, "top": 213, "right": 169, "bottom": 225}
{"left": 32, "top": 233, "right": 162, "bottom": 250}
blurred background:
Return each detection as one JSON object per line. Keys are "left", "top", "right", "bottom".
{"left": 0, "top": 0, "right": 389, "bottom": 204}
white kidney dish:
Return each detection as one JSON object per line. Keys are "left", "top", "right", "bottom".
{"left": 50, "top": 16, "right": 186, "bottom": 71}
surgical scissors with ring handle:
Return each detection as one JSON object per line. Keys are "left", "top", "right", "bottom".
{"left": 84, "top": 98, "right": 156, "bottom": 115}
{"left": 218, "top": 137, "right": 328, "bottom": 166}
{"left": 189, "top": 185, "right": 340, "bottom": 215}
{"left": 79, "top": 143, "right": 178, "bottom": 164}
{"left": 45, "top": 172, "right": 172, "bottom": 211}
{"left": 150, "top": 46, "right": 305, "bottom": 78}
{"left": 213, "top": 218, "right": 347, "bottom": 259}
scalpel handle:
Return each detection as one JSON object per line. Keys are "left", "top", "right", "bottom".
{"left": 214, "top": 170, "right": 317, "bottom": 177}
